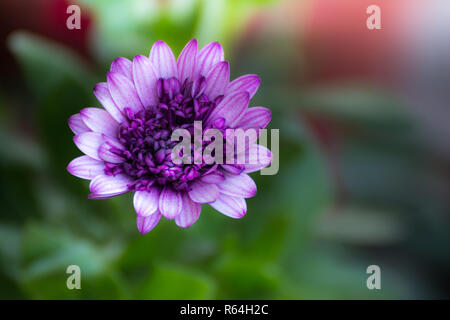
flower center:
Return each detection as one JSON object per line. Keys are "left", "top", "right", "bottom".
{"left": 104, "top": 77, "right": 224, "bottom": 191}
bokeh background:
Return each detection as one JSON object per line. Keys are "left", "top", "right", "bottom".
{"left": 1, "top": 0, "right": 449, "bottom": 299}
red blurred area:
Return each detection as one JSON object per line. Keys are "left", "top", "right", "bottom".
{"left": 302, "top": 0, "right": 402, "bottom": 84}
{"left": 0, "top": 0, "right": 93, "bottom": 89}
{"left": 236, "top": 0, "right": 448, "bottom": 205}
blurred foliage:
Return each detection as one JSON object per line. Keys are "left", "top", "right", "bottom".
{"left": 0, "top": 0, "right": 449, "bottom": 300}
{"left": 79, "top": 0, "right": 277, "bottom": 63}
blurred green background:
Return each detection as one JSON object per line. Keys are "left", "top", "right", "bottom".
{"left": 0, "top": 0, "right": 449, "bottom": 299}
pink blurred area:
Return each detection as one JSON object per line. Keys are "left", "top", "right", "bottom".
{"left": 302, "top": 0, "right": 400, "bottom": 84}
{"left": 235, "top": 0, "right": 450, "bottom": 205}
{"left": 239, "top": 0, "right": 446, "bottom": 85}
{"left": 239, "top": 0, "right": 450, "bottom": 144}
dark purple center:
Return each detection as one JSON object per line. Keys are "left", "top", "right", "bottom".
{"left": 104, "top": 77, "right": 227, "bottom": 191}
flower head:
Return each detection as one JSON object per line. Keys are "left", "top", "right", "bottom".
{"left": 68, "top": 39, "right": 272, "bottom": 233}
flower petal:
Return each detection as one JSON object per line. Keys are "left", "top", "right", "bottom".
{"left": 204, "top": 61, "right": 230, "bottom": 99}
{"left": 67, "top": 155, "right": 105, "bottom": 180}
{"left": 98, "top": 144, "right": 124, "bottom": 163}
{"left": 195, "top": 42, "right": 224, "bottom": 77}
{"left": 73, "top": 132, "right": 104, "bottom": 160}
{"left": 218, "top": 173, "right": 256, "bottom": 198}
{"left": 188, "top": 180, "right": 219, "bottom": 203}
{"left": 200, "top": 171, "right": 225, "bottom": 184}
{"left": 98, "top": 134, "right": 125, "bottom": 163}
{"left": 225, "top": 74, "right": 260, "bottom": 99}
{"left": 68, "top": 113, "right": 90, "bottom": 135}
{"left": 133, "top": 188, "right": 160, "bottom": 217}
{"left": 206, "top": 91, "right": 249, "bottom": 127}
{"left": 89, "top": 174, "right": 132, "bottom": 199}
{"left": 175, "top": 193, "right": 201, "bottom": 228}
{"left": 93, "top": 82, "right": 126, "bottom": 123}
{"left": 210, "top": 194, "right": 247, "bottom": 219}
{"left": 149, "top": 40, "right": 177, "bottom": 79}
{"left": 158, "top": 187, "right": 182, "bottom": 219}
{"left": 110, "top": 57, "right": 133, "bottom": 80}
{"left": 237, "top": 107, "right": 271, "bottom": 130}
{"left": 107, "top": 71, "right": 143, "bottom": 114}
{"left": 221, "top": 164, "right": 244, "bottom": 175}
{"left": 243, "top": 144, "right": 272, "bottom": 173}
{"left": 132, "top": 55, "right": 158, "bottom": 108}
{"left": 223, "top": 127, "right": 259, "bottom": 159}
{"left": 103, "top": 134, "right": 125, "bottom": 149}
{"left": 80, "top": 107, "right": 118, "bottom": 137}
{"left": 137, "top": 212, "right": 162, "bottom": 234}
{"left": 177, "top": 39, "right": 198, "bottom": 83}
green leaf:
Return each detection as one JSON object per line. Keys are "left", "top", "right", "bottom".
{"left": 136, "top": 263, "right": 215, "bottom": 299}
{"left": 0, "top": 116, "right": 45, "bottom": 169}
{"left": 0, "top": 225, "right": 22, "bottom": 280}
{"left": 20, "top": 223, "right": 123, "bottom": 299}
{"left": 316, "top": 206, "right": 407, "bottom": 246}
{"left": 297, "top": 85, "right": 410, "bottom": 127}
{"left": 8, "top": 32, "right": 95, "bottom": 101}
{"left": 213, "top": 253, "right": 280, "bottom": 299}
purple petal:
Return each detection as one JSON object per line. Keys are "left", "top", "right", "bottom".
{"left": 158, "top": 187, "right": 182, "bottom": 219}
{"left": 107, "top": 72, "right": 143, "bottom": 114}
{"left": 221, "top": 164, "right": 244, "bottom": 175}
{"left": 67, "top": 155, "right": 105, "bottom": 180}
{"left": 175, "top": 193, "right": 201, "bottom": 228}
{"left": 73, "top": 132, "right": 104, "bottom": 160}
{"left": 149, "top": 40, "right": 177, "bottom": 79}
{"left": 177, "top": 39, "right": 198, "bottom": 83}
{"left": 200, "top": 172, "right": 225, "bottom": 184}
{"left": 210, "top": 193, "right": 247, "bottom": 219}
{"left": 133, "top": 188, "right": 160, "bottom": 217}
{"left": 218, "top": 173, "right": 256, "bottom": 198}
{"left": 225, "top": 74, "right": 261, "bottom": 98}
{"left": 98, "top": 144, "right": 124, "bottom": 163}
{"left": 80, "top": 107, "right": 118, "bottom": 137}
{"left": 206, "top": 91, "right": 249, "bottom": 127}
{"left": 132, "top": 55, "right": 158, "bottom": 108}
{"left": 110, "top": 57, "right": 133, "bottom": 80}
{"left": 243, "top": 144, "right": 272, "bottom": 173}
{"left": 195, "top": 42, "right": 224, "bottom": 78}
{"left": 98, "top": 134, "right": 125, "bottom": 163}
{"left": 223, "top": 127, "right": 258, "bottom": 159}
{"left": 88, "top": 174, "right": 132, "bottom": 199}
{"left": 103, "top": 134, "right": 125, "bottom": 149}
{"left": 204, "top": 61, "right": 230, "bottom": 99}
{"left": 68, "top": 113, "right": 90, "bottom": 135}
{"left": 137, "top": 212, "right": 162, "bottom": 234}
{"left": 237, "top": 107, "right": 271, "bottom": 130}
{"left": 188, "top": 180, "right": 219, "bottom": 203}
{"left": 93, "top": 82, "right": 126, "bottom": 123}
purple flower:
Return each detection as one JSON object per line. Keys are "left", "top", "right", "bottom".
{"left": 67, "top": 39, "right": 272, "bottom": 234}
